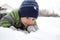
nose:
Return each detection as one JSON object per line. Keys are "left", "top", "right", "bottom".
{"left": 28, "top": 21, "right": 35, "bottom": 26}
{"left": 28, "top": 23, "right": 34, "bottom": 26}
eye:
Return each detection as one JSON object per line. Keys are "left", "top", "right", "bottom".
{"left": 32, "top": 19, "right": 35, "bottom": 20}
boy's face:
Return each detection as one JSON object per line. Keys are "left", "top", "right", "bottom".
{"left": 21, "top": 17, "right": 36, "bottom": 27}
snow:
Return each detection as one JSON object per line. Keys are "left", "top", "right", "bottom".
{"left": 0, "top": 17, "right": 60, "bottom": 40}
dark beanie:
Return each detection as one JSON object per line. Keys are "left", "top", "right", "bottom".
{"left": 18, "top": 0, "right": 39, "bottom": 18}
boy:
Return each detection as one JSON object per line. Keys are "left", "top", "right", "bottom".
{"left": 0, "top": 0, "right": 39, "bottom": 33}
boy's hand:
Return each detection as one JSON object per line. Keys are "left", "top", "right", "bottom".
{"left": 27, "top": 25, "right": 38, "bottom": 33}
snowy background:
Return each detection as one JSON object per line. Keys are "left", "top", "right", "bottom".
{"left": 0, "top": 17, "right": 60, "bottom": 40}
{"left": 0, "top": 0, "right": 60, "bottom": 15}
{"left": 0, "top": 0, "right": 60, "bottom": 40}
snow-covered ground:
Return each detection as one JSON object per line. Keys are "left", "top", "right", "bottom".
{"left": 0, "top": 17, "right": 60, "bottom": 40}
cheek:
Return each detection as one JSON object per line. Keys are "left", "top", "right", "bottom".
{"left": 32, "top": 21, "right": 35, "bottom": 24}
{"left": 28, "top": 20, "right": 34, "bottom": 24}
{"left": 21, "top": 19, "right": 27, "bottom": 24}
{"left": 26, "top": 20, "right": 29, "bottom": 23}
{"left": 24, "top": 20, "right": 28, "bottom": 23}
{"left": 31, "top": 21, "right": 35, "bottom": 24}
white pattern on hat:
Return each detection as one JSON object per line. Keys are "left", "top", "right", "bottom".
{"left": 34, "top": 6, "right": 37, "bottom": 10}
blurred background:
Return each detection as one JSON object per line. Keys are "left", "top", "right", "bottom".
{"left": 0, "top": 0, "right": 60, "bottom": 40}
{"left": 0, "top": 0, "right": 60, "bottom": 19}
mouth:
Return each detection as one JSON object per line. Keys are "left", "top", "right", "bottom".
{"left": 23, "top": 23, "right": 33, "bottom": 27}
{"left": 23, "top": 23, "right": 28, "bottom": 27}
{"left": 24, "top": 24, "right": 30, "bottom": 27}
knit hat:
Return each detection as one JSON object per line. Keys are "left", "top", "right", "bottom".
{"left": 18, "top": 0, "right": 39, "bottom": 18}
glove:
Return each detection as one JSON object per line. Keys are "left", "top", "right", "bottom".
{"left": 27, "top": 25, "right": 39, "bottom": 33}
